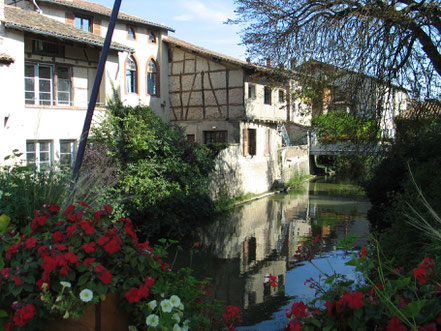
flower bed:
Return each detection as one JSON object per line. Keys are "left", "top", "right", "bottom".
{"left": 0, "top": 203, "right": 237, "bottom": 330}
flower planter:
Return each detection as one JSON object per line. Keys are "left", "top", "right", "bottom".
{"left": 48, "top": 293, "right": 129, "bottom": 331}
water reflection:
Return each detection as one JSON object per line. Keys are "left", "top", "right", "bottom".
{"left": 191, "top": 179, "right": 370, "bottom": 330}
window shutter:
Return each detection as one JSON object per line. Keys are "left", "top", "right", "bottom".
{"left": 93, "top": 19, "right": 101, "bottom": 36}
{"left": 65, "top": 12, "right": 75, "bottom": 26}
{"left": 243, "top": 128, "right": 249, "bottom": 157}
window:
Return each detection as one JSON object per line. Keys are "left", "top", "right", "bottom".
{"left": 60, "top": 140, "right": 76, "bottom": 167}
{"left": 127, "top": 26, "right": 136, "bottom": 40}
{"left": 203, "top": 131, "right": 227, "bottom": 144}
{"left": 264, "top": 86, "right": 272, "bottom": 105}
{"left": 243, "top": 128, "right": 256, "bottom": 156}
{"left": 75, "top": 16, "right": 92, "bottom": 32}
{"left": 125, "top": 55, "right": 138, "bottom": 94}
{"left": 32, "top": 40, "right": 65, "bottom": 57}
{"left": 279, "top": 89, "right": 285, "bottom": 102}
{"left": 248, "top": 84, "right": 256, "bottom": 99}
{"left": 149, "top": 31, "right": 157, "bottom": 43}
{"left": 147, "top": 59, "right": 158, "bottom": 96}
{"left": 26, "top": 140, "right": 52, "bottom": 171}
{"left": 265, "top": 128, "right": 271, "bottom": 155}
{"left": 25, "top": 63, "right": 71, "bottom": 105}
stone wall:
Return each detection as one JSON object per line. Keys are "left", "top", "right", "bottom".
{"left": 209, "top": 144, "right": 310, "bottom": 199}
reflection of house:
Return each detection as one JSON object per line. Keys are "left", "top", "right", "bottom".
{"left": 1, "top": 0, "right": 172, "bottom": 166}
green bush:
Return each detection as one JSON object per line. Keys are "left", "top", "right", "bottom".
{"left": 0, "top": 151, "right": 69, "bottom": 231}
{"left": 91, "top": 96, "right": 221, "bottom": 239}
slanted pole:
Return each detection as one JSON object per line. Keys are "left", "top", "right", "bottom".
{"left": 69, "top": 0, "right": 122, "bottom": 199}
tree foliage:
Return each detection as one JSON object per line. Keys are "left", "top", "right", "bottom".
{"left": 233, "top": 0, "right": 441, "bottom": 99}
{"left": 90, "top": 97, "right": 220, "bottom": 239}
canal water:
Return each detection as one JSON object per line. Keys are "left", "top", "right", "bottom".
{"left": 187, "top": 177, "right": 371, "bottom": 330}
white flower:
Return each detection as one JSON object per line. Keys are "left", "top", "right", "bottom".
{"left": 172, "top": 313, "right": 181, "bottom": 323}
{"left": 183, "top": 319, "right": 190, "bottom": 328}
{"left": 160, "top": 299, "right": 172, "bottom": 313}
{"left": 170, "top": 295, "right": 181, "bottom": 307}
{"left": 60, "top": 281, "right": 71, "bottom": 288}
{"left": 178, "top": 303, "right": 184, "bottom": 311}
{"left": 182, "top": 326, "right": 189, "bottom": 331}
{"left": 79, "top": 289, "right": 93, "bottom": 302}
{"left": 173, "top": 324, "right": 182, "bottom": 331}
{"left": 148, "top": 300, "right": 157, "bottom": 311}
{"left": 146, "top": 314, "right": 159, "bottom": 327}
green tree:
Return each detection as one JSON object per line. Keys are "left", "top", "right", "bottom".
{"left": 91, "top": 97, "right": 219, "bottom": 239}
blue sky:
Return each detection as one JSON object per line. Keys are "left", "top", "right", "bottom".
{"left": 93, "top": 0, "right": 248, "bottom": 60}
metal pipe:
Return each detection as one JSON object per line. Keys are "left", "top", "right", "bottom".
{"left": 69, "top": 0, "right": 122, "bottom": 200}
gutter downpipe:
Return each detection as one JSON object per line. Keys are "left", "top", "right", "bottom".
{"left": 68, "top": 0, "right": 122, "bottom": 203}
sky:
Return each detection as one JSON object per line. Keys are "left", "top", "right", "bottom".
{"left": 93, "top": 0, "right": 248, "bottom": 60}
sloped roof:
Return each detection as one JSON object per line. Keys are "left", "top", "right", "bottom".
{"left": 4, "top": 5, "right": 132, "bottom": 52}
{"left": 38, "top": 0, "right": 174, "bottom": 32}
{"left": 0, "top": 53, "right": 15, "bottom": 64}
{"left": 164, "top": 36, "right": 280, "bottom": 74}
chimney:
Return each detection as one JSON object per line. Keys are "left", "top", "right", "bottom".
{"left": 266, "top": 58, "right": 272, "bottom": 67}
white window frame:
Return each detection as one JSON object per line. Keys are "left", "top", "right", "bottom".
{"left": 26, "top": 140, "right": 53, "bottom": 171}
{"left": 25, "top": 64, "right": 53, "bottom": 105}
{"left": 59, "top": 140, "right": 76, "bottom": 168}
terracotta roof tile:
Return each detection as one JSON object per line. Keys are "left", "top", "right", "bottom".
{"left": 164, "top": 36, "right": 275, "bottom": 73}
{"left": 0, "top": 53, "right": 15, "bottom": 64}
{"left": 4, "top": 5, "right": 132, "bottom": 52}
{"left": 39, "top": 0, "right": 174, "bottom": 32}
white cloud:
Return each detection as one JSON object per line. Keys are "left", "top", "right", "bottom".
{"left": 179, "top": 1, "right": 231, "bottom": 24}
{"left": 174, "top": 14, "right": 194, "bottom": 21}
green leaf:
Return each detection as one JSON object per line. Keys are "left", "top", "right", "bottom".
{"left": 78, "top": 273, "right": 90, "bottom": 286}
{"left": 310, "top": 318, "right": 322, "bottom": 328}
{"left": 401, "top": 300, "right": 427, "bottom": 318}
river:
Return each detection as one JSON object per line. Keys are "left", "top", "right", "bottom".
{"left": 185, "top": 177, "right": 371, "bottom": 330}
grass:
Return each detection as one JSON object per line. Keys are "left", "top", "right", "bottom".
{"left": 286, "top": 174, "right": 312, "bottom": 189}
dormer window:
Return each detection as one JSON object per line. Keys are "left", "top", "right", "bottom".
{"left": 75, "top": 16, "right": 92, "bottom": 32}
{"left": 149, "top": 31, "right": 157, "bottom": 44}
{"left": 127, "top": 26, "right": 136, "bottom": 40}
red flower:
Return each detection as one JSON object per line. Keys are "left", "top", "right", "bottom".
{"left": 313, "top": 234, "right": 321, "bottom": 243}
{"left": 42, "top": 256, "right": 57, "bottom": 273}
{"left": 1, "top": 268, "right": 11, "bottom": 279}
{"left": 325, "top": 299, "right": 334, "bottom": 317}
{"left": 95, "top": 265, "right": 106, "bottom": 274}
{"left": 84, "top": 258, "right": 95, "bottom": 267}
{"left": 99, "top": 270, "right": 112, "bottom": 285}
{"left": 55, "top": 244, "right": 67, "bottom": 251}
{"left": 285, "top": 319, "right": 301, "bottom": 331}
{"left": 13, "top": 304, "right": 35, "bottom": 327}
{"left": 5, "top": 244, "right": 20, "bottom": 260}
{"left": 194, "top": 241, "right": 201, "bottom": 247}
{"left": 49, "top": 204, "right": 60, "bottom": 213}
{"left": 419, "top": 323, "right": 437, "bottom": 331}
{"left": 124, "top": 287, "right": 141, "bottom": 303}
{"left": 52, "top": 231, "right": 63, "bottom": 242}
{"left": 37, "top": 245, "right": 49, "bottom": 257}
{"left": 358, "top": 247, "right": 368, "bottom": 258}
{"left": 387, "top": 317, "right": 407, "bottom": 331}
{"left": 104, "top": 238, "right": 120, "bottom": 254}
{"left": 286, "top": 301, "right": 309, "bottom": 319}
{"left": 97, "top": 235, "right": 110, "bottom": 246}
{"left": 63, "top": 252, "right": 79, "bottom": 264}
{"left": 94, "top": 210, "right": 105, "bottom": 220}
{"left": 269, "top": 273, "right": 277, "bottom": 288}
{"left": 66, "top": 225, "right": 76, "bottom": 239}
{"left": 343, "top": 292, "right": 364, "bottom": 309}
{"left": 64, "top": 204, "right": 75, "bottom": 216}
{"left": 13, "top": 276, "right": 21, "bottom": 286}
{"left": 80, "top": 220, "right": 95, "bottom": 235}
{"left": 24, "top": 237, "right": 38, "bottom": 249}
{"left": 413, "top": 266, "right": 428, "bottom": 285}
{"left": 82, "top": 242, "right": 96, "bottom": 253}
{"left": 103, "top": 205, "right": 112, "bottom": 214}
{"left": 79, "top": 201, "right": 90, "bottom": 208}
{"left": 144, "top": 276, "right": 155, "bottom": 288}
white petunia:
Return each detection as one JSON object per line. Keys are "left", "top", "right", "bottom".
{"left": 160, "top": 299, "right": 172, "bottom": 313}
{"left": 170, "top": 295, "right": 181, "bottom": 307}
{"left": 148, "top": 300, "right": 157, "bottom": 310}
{"left": 60, "top": 281, "right": 72, "bottom": 288}
{"left": 172, "top": 313, "right": 180, "bottom": 323}
{"left": 178, "top": 303, "right": 184, "bottom": 311}
{"left": 79, "top": 289, "right": 93, "bottom": 302}
{"left": 146, "top": 314, "right": 159, "bottom": 327}
{"left": 173, "top": 324, "right": 182, "bottom": 331}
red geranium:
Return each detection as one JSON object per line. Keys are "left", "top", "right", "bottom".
{"left": 52, "top": 231, "right": 63, "bottom": 242}
{"left": 13, "top": 304, "right": 35, "bottom": 327}
{"left": 387, "top": 317, "right": 407, "bottom": 331}
{"left": 82, "top": 242, "right": 96, "bottom": 253}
